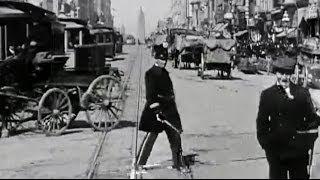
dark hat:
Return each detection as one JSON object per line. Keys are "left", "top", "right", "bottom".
{"left": 272, "top": 56, "right": 296, "bottom": 74}
{"left": 154, "top": 44, "right": 168, "bottom": 60}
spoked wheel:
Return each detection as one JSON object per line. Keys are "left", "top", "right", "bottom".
{"left": 82, "top": 75, "right": 124, "bottom": 132}
{"left": 0, "top": 87, "right": 35, "bottom": 137}
{"left": 37, "top": 88, "right": 72, "bottom": 136}
{"left": 1, "top": 110, "right": 35, "bottom": 137}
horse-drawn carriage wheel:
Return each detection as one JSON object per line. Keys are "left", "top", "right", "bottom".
{"left": 37, "top": 88, "right": 72, "bottom": 136}
{"left": 0, "top": 87, "right": 36, "bottom": 138}
{"left": 1, "top": 112, "right": 26, "bottom": 137}
{"left": 82, "top": 75, "right": 124, "bottom": 132}
{"left": 0, "top": 66, "right": 17, "bottom": 87}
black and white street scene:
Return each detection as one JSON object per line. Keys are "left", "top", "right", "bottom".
{"left": 3, "top": 0, "right": 320, "bottom": 179}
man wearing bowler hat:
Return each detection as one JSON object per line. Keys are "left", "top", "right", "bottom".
{"left": 137, "top": 41, "right": 184, "bottom": 170}
{"left": 256, "top": 59, "right": 320, "bottom": 179}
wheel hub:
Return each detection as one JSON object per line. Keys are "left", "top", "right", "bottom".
{"left": 103, "top": 100, "right": 110, "bottom": 107}
{"left": 53, "top": 109, "right": 60, "bottom": 115}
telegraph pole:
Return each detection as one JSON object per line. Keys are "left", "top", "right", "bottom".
{"left": 186, "top": 0, "right": 190, "bottom": 29}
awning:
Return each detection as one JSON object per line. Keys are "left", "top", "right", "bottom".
{"left": 212, "top": 23, "right": 224, "bottom": 32}
{"left": 185, "top": 35, "right": 204, "bottom": 41}
{"left": 0, "top": 1, "right": 55, "bottom": 22}
{"left": 0, "top": 6, "right": 28, "bottom": 18}
{"left": 60, "top": 21, "right": 84, "bottom": 29}
{"left": 276, "top": 28, "right": 297, "bottom": 38}
{"left": 305, "top": 5, "right": 319, "bottom": 20}
{"left": 90, "top": 29, "right": 113, "bottom": 34}
{"left": 233, "top": 30, "right": 248, "bottom": 37}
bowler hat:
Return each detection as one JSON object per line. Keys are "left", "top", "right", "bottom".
{"left": 272, "top": 56, "right": 296, "bottom": 74}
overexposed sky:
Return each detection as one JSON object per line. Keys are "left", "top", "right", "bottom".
{"left": 111, "top": 0, "right": 172, "bottom": 37}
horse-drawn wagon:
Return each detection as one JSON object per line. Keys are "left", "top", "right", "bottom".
{"left": 175, "top": 34, "right": 204, "bottom": 69}
{"left": 197, "top": 38, "right": 236, "bottom": 79}
{"left": 295, "top": 37, "right": 320, "bottom": 88}
{"left": 0, "top": 2, "right": 125, "bottom": 138}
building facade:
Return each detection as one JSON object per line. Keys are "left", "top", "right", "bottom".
{"left": 95, "top": 0, "right": 113, "bottom": 27}
{"left": 171, "top": 0, "right": 189, "bottom": 28}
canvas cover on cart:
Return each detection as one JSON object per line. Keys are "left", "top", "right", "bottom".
{"left": 204, "top": 48, "right": 234, "bottom": 64}
{"left": 203, "top": 38, "right": 236, "bottom": 51}
{"left": 175, "top": 35, "right": 204, "bottom": 51}
{"left": 202, "top": 38, "right": 236, "bottom": 64}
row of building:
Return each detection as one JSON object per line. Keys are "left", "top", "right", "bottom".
{"left": 8, "top": 0, "right": 114, "bottom": 27}
{"left": 168, "top": 0, "right": 319, "bottom": 39}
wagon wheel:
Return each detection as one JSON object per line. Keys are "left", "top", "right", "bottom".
{"left": 1, "top": 110, "right": 34, "bottom": 137}
{"left": 82, "top": 75, "right": 124, "bottom": 132}
{"left": 0, "top": 66, "right": 17, "bottom": 87}
{"left": 57, "top": 86, "right": 83, "bottom": 122}
{"left": 0, "top": 87, "right": 36, "bottom": 137}
{"left": 37, "top": 88, "right": 72, "bottom": 136}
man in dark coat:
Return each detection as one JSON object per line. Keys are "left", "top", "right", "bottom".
{"left": 137, "top": 42, "right": 183, "bottom": 170}
{"left": 256, "top": 60, "right": 320, "bottom": 179}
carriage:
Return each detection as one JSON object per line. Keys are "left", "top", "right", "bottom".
{"left": 115, "top": 31, "right": 123, "bottom": 53}
{"left": 174, "top": 34, "right": 204, "bottom": 69}
{"left": 89, "top": 25, "right": 117, "bottom": 58}
{"left": 197, "top": 38, "right": 236, "bottom": 79}
{"left": 0, "top": 2, "right": 125, "bottom": 138}
{"left": 295, "top": 37, "right": 320, "bottom": 88}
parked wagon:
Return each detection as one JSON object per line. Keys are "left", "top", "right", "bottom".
{"left": 89, "top": 25, "right": 117, "bottom": 58}
{"left": 295, "top": 37, "right": 320, "bottom": 88}
{"left": 115, "top": 31, "right": 123, "bottom": 53}
{"left": 175, "top": 35, "right": 204, "bottom": 69}
{"left": 0, "top": 3, "right": 125, "bottom": 138}
{"left": 198, "top": 38, "right": 236, "bottom": 79}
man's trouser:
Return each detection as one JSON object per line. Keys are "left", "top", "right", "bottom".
{"left": 137, "top": 127, "right": 183, "bottom": 168}
{"left": 266, "top": 151, "right": 309, "bottom": 179}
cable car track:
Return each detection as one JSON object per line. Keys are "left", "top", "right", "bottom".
{"left": 86, "top": 47, "right": 138, "bottom": 179}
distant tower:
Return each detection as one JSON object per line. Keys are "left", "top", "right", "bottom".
{"left": 137, "top": 6, "right": 145, "bottom": 44}
{"left": 120, "top": 24, "right": 126, "bottom": 35}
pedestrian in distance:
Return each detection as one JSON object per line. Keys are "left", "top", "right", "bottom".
{"left": 136, "top": 41, "right": 184, "bottom": 171}
{"left": 256, "top": 60, "right": 320, "bottom": 179}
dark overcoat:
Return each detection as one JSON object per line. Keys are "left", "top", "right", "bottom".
{"left": 139, "top": 65, "right": 182, "bottom": 133}
{"left": 256, "top": 82, "right": 320, "bottom": 160}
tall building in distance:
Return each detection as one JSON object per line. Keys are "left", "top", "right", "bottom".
{"left": 120, "top": 24, "right": 126, "bottom": 35}
{"left": 137, "top": 7, "right": 146, "bottom": 44}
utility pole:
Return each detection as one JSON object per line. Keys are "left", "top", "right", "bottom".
{"left": 245, "top": 0, "right": 249, "bottom": 26}
{"left": 186, "top": 0, "right": 190, "bottom": 29}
